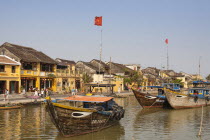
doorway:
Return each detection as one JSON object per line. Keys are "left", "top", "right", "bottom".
{"left": 0, "top": 81, "right": 6, "bottom": 94}
{"left": 10, "top": 81, "right": 19, "bottom": 94}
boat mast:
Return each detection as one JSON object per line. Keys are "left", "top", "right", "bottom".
{"left": 109, "top": 57, "right": 112, "bottom": 93}
{"left": 198, "top": 56, "right": 201, "bottom": 80}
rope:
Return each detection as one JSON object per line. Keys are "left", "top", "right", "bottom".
{"left": 101, "top": 113, "right": 112, "bottom": 128}
{"left": 198, "top": 105, "right": 204, "bottom": 137}
{"left": 148, "top": 97, "right": 160, "bottom": 109}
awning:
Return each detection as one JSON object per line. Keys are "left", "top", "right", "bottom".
{"left": 64, "top": 95, "right": 113, "bottom": 103}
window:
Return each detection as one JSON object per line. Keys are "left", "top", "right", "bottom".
{"left": 22, "top": 63, "right": 32, "bottom": 70}
{"left": 0, "top": 65, "right": 5, "bottom": 72}
{"left": 41, "top": 63, "right": 53, "bottom": 72}
{"left": 12, "top": 66, "right": 16, "bottom": 73}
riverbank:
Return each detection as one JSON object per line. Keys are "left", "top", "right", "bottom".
{"left": 0, "top": 91, "right": 134, "bottom": 105}
{"left": 0, "top": 93, "right": 71, "bottom": 105}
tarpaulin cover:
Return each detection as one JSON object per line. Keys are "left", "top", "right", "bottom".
{"left": 64, "top": 95, "right": 113, "bottom": 103}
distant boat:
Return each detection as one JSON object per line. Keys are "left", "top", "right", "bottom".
{"left": 132, "top": 83, "right": 181, "bottom": 108}
{"left": 165, "top": 81, "right": 210, "bottom": 109}
{"left": 45, "top": 95, "right": 125, "bottom": 137}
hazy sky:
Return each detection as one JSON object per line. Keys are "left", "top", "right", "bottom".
{"left": 0, "top": 0, "right": 209, "bottom": 77}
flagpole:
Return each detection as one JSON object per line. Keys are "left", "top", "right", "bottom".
{"left": 99, "top": 28, "right": 102, "bottom": 75}
{"left": 98, "top": 28, "right": 102, "bottom": 90}
{"left": 95, "top": 16, "right": 103, "bottom": 92}
{"left": 167, "top": 45, "right": 169, "bottom": 70}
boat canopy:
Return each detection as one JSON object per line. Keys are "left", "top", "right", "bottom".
{"left": 63, "top": 95, "right": 114, "bottom": 103}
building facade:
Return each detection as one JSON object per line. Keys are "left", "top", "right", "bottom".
{"left": 0, "top": 55, "right": 21, "bottom": 94}
{"left": 0, "top": 42, "right": 57, "bottom": 92}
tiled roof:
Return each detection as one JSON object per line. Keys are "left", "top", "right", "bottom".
{"left": 0, "top": 55, "right": 20, "bottom": 65}
{"left": 56, "top": 58, "right": 76, "bottom": 65}
{"left": 1, "top": 42, "right": 56, "bottom": 64}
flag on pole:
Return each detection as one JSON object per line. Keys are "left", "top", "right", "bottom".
{"left": 165, "top": 39, "right": 168, "bottom": 44}
{"left": 95, "top": 16, "right": 102, "bottom": 26}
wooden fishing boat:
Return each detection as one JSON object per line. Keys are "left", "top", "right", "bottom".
{"left": 132, "top": 88, "right": 166, "bottom": 108}
{"left": 165, "top": 87, "right": 210, "bottom": 109}
{"left": 45, "top": 95, "right": 125, "bottom": 137}
{"left": 132, "top": 83, "right": 181, "bottom": 108}
{"left": 0, "top": 105, "right": 23, "bottom": 110}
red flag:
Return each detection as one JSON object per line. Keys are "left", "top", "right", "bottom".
{"left": 94, "top": 16, "right": 102, "bottom": 26}
{"left": 165, "top": 39, "right": 168, "bottom": 44}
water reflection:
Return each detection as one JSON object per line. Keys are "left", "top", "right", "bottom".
{"left": 55, "top": 124, "right": 125, "bottom": 140}
{"left": 0, "top": 96, "right": 210, "bottom": 140}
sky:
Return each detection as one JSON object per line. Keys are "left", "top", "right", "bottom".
{"left": 0, "top": 0, "right": 209, "bottom": 78}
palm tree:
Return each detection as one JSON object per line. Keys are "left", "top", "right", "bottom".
{"left": 82, "top": 73, "right": 93, "bottom": 84}
{"left": 123, "top": 71, "right": 143, "bottom": 89}
{"left": 82, "top": 73, "right": 93, "bottom": 93}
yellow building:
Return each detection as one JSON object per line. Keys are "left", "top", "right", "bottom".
{"left": 55, "top": 58, "right": 81, "bottom": 93}
{"left": 113, "top": 75, "right": 124, "bottom": 93}
{"left": 0, "top": 55, "right": 21, "bottom": 94}
{"left": 0, "top": 42, "right": 57, "bottom": 92}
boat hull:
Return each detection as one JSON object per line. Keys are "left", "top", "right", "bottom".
{"left": 165, "top": 90, "right": 210, "bottom": 109}
{"left": 132, "top": 89, "right": 166, "bottom": 108}
{"left": 46, "top": 99, "right": 124, "bottom": 137}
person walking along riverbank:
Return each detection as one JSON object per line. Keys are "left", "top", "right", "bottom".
{"left": 4, "top": 89, "right": 9, "bottom": 101}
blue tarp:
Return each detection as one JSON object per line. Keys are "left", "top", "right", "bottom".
{"left": 139, "top": 86, "right": 163, "bottom": 88}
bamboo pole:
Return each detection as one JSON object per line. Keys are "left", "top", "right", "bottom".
{"left": 198, "top": 105, "right": 204, "bottom": 136}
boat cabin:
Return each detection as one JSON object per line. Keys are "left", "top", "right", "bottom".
{"left": 162, "top": 83, "right": 180, "bottom": 91}
{"left": 192, "top": 80, "right": 210, "bottom": 88}
{"left": 189, "top": 88, "right": 210, "bottom": 98}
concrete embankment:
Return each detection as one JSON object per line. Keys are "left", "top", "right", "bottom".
{"left": 0, "top": 93, "right": 71, "bottom": 106}
{"left": 0, "top": 91, "right": 134, "bottom": 106}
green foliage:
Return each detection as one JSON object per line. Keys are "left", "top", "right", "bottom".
{"left": 48, "top": 73, "right": 56, "bottom": 78}
{"left": 82, "top": 73, "right": 93, "bottom": 84}
{"left": 171, "top": 79, "right": 184, "bottom": 87}
{"left": 123, "top": 71, "right": 143, "bottom": 87}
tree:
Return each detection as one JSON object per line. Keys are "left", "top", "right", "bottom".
{"left": 82, "top": 73, "right": 93, "bottom": 84}
{"left": 171, "top": 79, "right": 184, "bottom": 87}
{"left": 123, "top": 71, "right": 143, "bottom": 88}
{"left": 81, "top": 73, "right": 93, "bottom": 93}
{"left": 130, "top": 71, "right": 143, "bottom": 87}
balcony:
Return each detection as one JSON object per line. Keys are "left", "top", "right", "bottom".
{"left": 56, "top": 69, "right": 71, "bottom": 77}
{"left": 40, "top": 71, "right": 55, "bottom": 77}
{"left": 21, "top": 70, "right": 38, "bottom": 76}
{"left": 0, "top": 71, "right": 8, "bottom": 76}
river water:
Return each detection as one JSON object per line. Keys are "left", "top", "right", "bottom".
{"left": 0, "top": 96, "right": 210, "bottom": 140}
